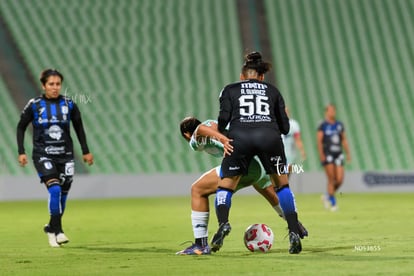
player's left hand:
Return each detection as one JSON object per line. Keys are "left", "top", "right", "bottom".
{"left": 83, "top": 153, "right": 94, "bottom": 165}
{"left": 18, "top": 154, "right": 28, "bottom": 167}
{"left": 222, "top": 138, "right": 233, "bottom": 156}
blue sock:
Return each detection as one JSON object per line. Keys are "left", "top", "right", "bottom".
{"left": 48, "top": 185, "right": 62, "bottom": 216}
{"left": 276, "top": 186, "right": 297, "bottom": 215}
{"left": 329, "top": 194, "right": 336, "bottom": 206}
{"left": 215, "top": 188, "right": 233, "bottom": 224}
{"left": 276, "top": 185, "right": 300, "bottom": 233}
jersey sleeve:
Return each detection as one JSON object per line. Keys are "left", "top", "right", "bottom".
{"left": 71, "top": 103, "right": 90, "bottom": 154}
{"left": 16, "top": 99, "right": 35, "bottom": 154}
{"left": 217, "top": 87, "right": 232, "bottom": 133}
{"left": 275, "top": 91, "right": 290, "bottom": 135}
{"left": 339, "top": 121, "right": 345, "bottom": 133}
{"left": 317, "top": 121, "right": 324, "bottom": 131}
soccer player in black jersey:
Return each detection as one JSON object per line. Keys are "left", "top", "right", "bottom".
{"left": 211, "top": 52, "right": 303, "bottom": 254}
{"left": 317, "top": 103, "right": 351, "bottom": 211}
{"left": 16, "top": 69, "right": 94, "bottom": 247}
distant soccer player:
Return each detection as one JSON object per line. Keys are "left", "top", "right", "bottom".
{"left": 317, "top": 103, "right": 351, "bottom": 211}
{"left": 212, "top": 51, "right": 304, "bottom": 254}
{"left": 177, "top": 117, "right": 308, "bottom": 255}
{"left": 282, "top": 107, "right": 306, "bottom": 175}
{"left": 16, "top": 69, "right": 94, "bottom": 247}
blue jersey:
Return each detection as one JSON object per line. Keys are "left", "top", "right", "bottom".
{"left": 17, "top": 95, "right": 90, "bottom": 158}
{"left": 318, "top": 120, "right": 344, "bottom": 154}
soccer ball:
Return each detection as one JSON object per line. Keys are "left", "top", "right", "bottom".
{"left": 244, "top": 223, "right": 274, "bottom": 253}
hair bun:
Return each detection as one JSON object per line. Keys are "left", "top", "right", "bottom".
{"left": 246, "top": 51, "right": 262, "bottom": 63}
{"left": 242, "top": 51, "right": 272, "bottom": 75}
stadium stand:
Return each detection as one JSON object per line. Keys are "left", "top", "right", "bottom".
{"left": 0, "top": 0, "right": 412, "bottom": 175}
{"left": 0, "top": 78, "right": 33, "bottom": 175}
{"left": 0, "top": 0, "right": 243, "bottom": 174}
{"left": 265, "top": 0, "right": 414, "bottom": 171}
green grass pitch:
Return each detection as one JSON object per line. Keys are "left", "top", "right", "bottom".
{"left": 1, "top": 193, "right": 413, "bottom": 275}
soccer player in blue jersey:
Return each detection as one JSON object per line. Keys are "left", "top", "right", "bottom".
{"left": 212, "top": 52, "right": 304, "bottom": 254}
{"left": 17, "top": 69, "right": 94, "bottom": 247}
{"left": 177, "top": 117, "right": 307, "bottom": 255}
{"left": 317, "top": 103, "right": 351, "bottom": 211}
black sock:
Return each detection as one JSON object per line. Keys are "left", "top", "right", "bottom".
{"left": 49, "top": 214, "right": 62, "bottom": 234}
{"left": 215, "top": 188, "right": 233, "bottom": 225}
{"left": 285, "top": 212, "right": 300, "bottom": 234}
{"left": 216, "top": 205, "right": 230, "bottom": 225}
{"left": 195, "top": 237, "right": 208, "bottom": 247}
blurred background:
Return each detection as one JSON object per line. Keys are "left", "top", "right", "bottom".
{"left": 1, "top": 0, "right": 413, "bottom": 199}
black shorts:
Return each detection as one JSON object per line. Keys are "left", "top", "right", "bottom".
{"left": 322, "top": 152, "right": 344, "bottom": 166}
{"left": 33, "top": 155, "right": 75, "bottom": 184}
{"left": 220, "top": 128, "right": 287, "bottom": 177}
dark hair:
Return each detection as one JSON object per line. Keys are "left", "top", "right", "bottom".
{"left": 241, "top": 51, "right": 272, "bottom": 76}
{"left": 180, "top": 116, "right": 201, "bottom": 138}
{"left": 40, "top": 69, "right": 64, "bottom": 85}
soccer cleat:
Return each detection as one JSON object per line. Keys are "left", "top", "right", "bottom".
{"left": 297, "top": 221, "right": 308, "bottom": 239}
{"left": 288, "top": 232, "right": 302, "bottom": 254}
{"left": 330, "top": 205, "right": 338, "bottom": 212}
{"left": 176, "top": 243, "right": 211, "bottom": 255}
{"left": 44, "top": 225, "right": 60, "bottom": 248}
{"left": 210, "top": 222, "right": 231, "bottom": 252}
{"left": 56, "top": 232, "right": 69, "bottom": 244}
{"left": 46, "top": 233, "right": 60, "bottom": 247}
{"left": 321, "top": 194, "right": 330, "bottom": 210}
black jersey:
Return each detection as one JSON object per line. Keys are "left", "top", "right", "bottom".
{"left": 217, "top": 79, "right": 290, "bottom": 176}
{"left": 17, "top": 95, "right": 90, "bottom": 158}
{"left": 218, "top": 79, "right": 290, "bottom": 134}
{"left": 317, "top": 120, "right": 344, "bottom": 154}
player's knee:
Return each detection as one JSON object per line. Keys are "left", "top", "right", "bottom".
{"left": 192, "top": 185, "right": 212, "bottom": 198}
{"left": 326, "top": 173, "right": 336, "bottom": 182}
{"left": 45, "top": 177, "right": 60, "bottom": 187}
{"left": 335, "top": 179, "right": 343, "bottom": 187}
{"left": 60, "top": 175, "right": 73, "bottom": 193}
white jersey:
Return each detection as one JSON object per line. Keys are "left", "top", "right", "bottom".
{"left": 189, "top": 120, "right": 224, "bottom": 158}
{"left": 282, "top": 119, "right": 300, "bottom": 164}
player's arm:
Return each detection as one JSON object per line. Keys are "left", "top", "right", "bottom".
{"left": 316, "top": 130, "right": 325, "bottom": 163}
{"left": 71, "top": 104, "right": 94, "bottom": 165}
{"left": 217, "top": 88, "right": 231, "bottom": 133}
{"left": 293, "top": 132, "right": 306, "bottom": 161}
{"left": 341, "top": 131, "right": 351, "bottom": 163}
{"left": 196, "top": 122, "right": 233, "bottom": 156}
{"left": 275, "top": 92, "right": 290, "bottom": 135}
{"left": 16, "top": 101, "right": 34, "bottom": 166}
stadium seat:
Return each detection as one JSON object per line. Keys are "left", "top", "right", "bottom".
{"left": 1, "top": 0, "right": 412, "bottom": 175}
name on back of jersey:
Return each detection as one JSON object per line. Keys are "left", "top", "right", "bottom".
{"left": 239, "top": 82, "right": 271, "bottom": 123}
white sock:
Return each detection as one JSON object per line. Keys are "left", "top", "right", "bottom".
{"left": 273, "top": 204, "right": 285, "bottom": 220}
{"left": 191, "top": 211, "right": 209, "bottom": 239}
